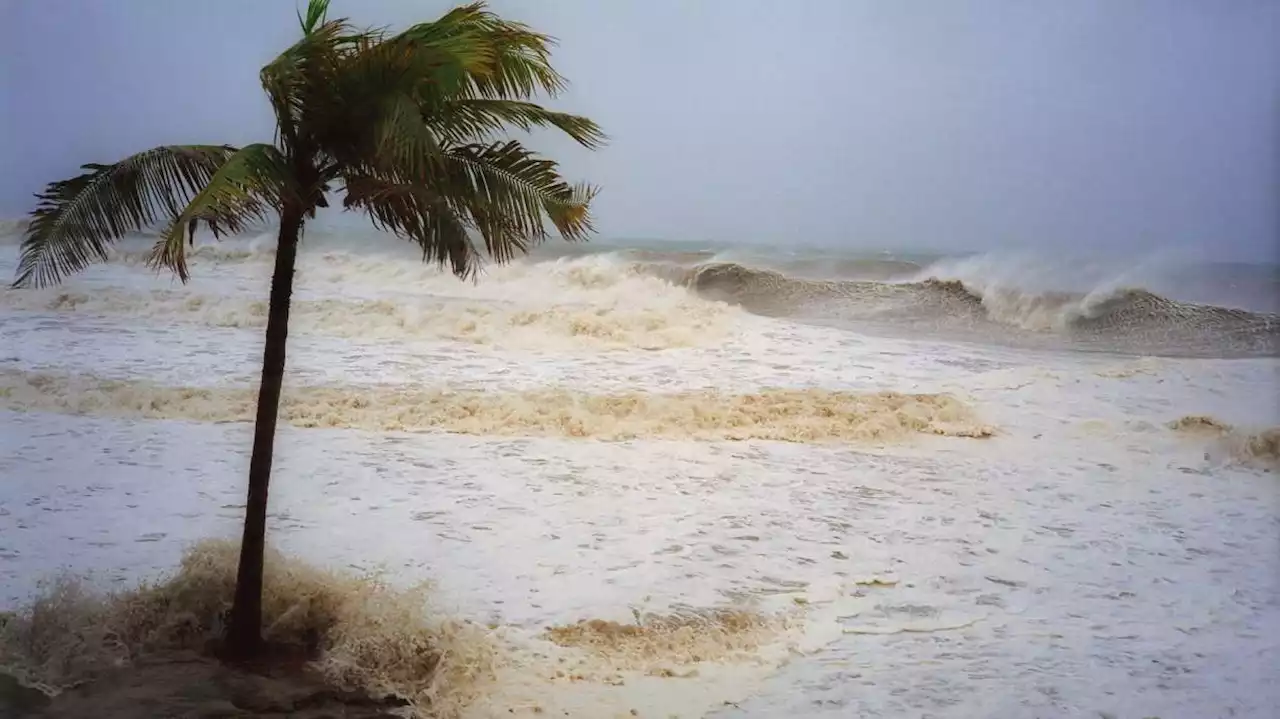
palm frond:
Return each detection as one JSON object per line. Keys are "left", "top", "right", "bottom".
{"left": 259, "top": 17, "right": 368, "bottom": 154}
{"left": 384, "top": 8, "right": 496, "bottom": 95}
{"left": 298, "top": 0, "right": 331, "bottom": 35}
{"left": 292, "top": 2, "right": 601, "bottom": 195}
{"left": 540, "top": 181, "right": 599, "bottom": 241}
{"left": 449, "top": 3, "right": 567, "bottom": 100}
{"left": 366, "top": 93, "right": 449, "bottom": 181}
{"left": 303, "top": 15, "right": 493, "bottom": 166}
{"left": 442, "top": 140, "right": 596, "bottom": 237}
{"left": 432, "top": 98, "right": 606, "bottom": 149}
{"left": 391, "top": 2, "right": 566, "bottom": 102}
{"left": 149, "top": 144, "right": 294, "bottom": 282}
{"left": 265, "top": 18, "right": 469, "bottom": 174}
{"left": 342, "top": 174, "right": 480, "bottom": 277}
{"left": 13, "top": 145, "right": 239, "bottom": 289}
{"left": 345, "top": 139, "right": 593, "bottom": 264}
{"left": 340, "top": 136, "right": 596, "bottom": 272}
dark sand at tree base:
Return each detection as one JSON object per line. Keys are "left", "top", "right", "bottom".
{"left": 4, "top": 651, "right": 412, "bottom": 718}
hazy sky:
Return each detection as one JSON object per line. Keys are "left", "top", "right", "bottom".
{"left": 2, "top": 0, "right": 1277, "bottom": 261}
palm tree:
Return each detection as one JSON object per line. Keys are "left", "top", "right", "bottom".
{"left": 10, "top": 0, "right": 603, "bottom": 659}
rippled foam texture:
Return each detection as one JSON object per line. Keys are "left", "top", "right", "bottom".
{"left": 1168, "top": 415, "right": 1280, "bottom": 469}
{"left": 543, "top": 609, "right": 782, "bottom": 672}
{"left": 0, "top": 539, "right": 496, "bottom": 718}
{"left": 0, "top": 370, "right": 995, "bottom": 442}
{"left": 0, "top": 288, "right": 731, "bottom": 351}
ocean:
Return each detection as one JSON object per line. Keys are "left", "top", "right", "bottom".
{"left": 1, "top": 222, "right": 1277, "bottom": 718}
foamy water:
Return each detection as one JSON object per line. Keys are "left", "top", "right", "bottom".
{"left": 1, "top": 229, "right": 1278, "bottom": 718}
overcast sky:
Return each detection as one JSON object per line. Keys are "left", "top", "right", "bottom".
{"left": 1, "top": 0, "right": 1277, "bottom": 261}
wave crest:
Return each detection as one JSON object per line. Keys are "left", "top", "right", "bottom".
{"left": 0, "top": 370, "right": 996, "bottom": 443}
{"left": 1168, "top": 415, "right": 1280, "bottom": 469}
{"left": 669, "top": 260, "right": 1279, "bottom": 357}
{"left": 0, "top": 288, "right": 730, "bottom": 351}
{"left": 544, "top": 609, "right": 783, "bottom": 672}
{"left": 9, "top": 232, "right": 1275, "bottom": 356}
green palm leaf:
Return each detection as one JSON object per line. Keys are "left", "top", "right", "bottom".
{"left": 341, "top": 139, "right": 596, "bottom": 271}
{"left": 259, "top": 17, "right": 368, "bottom": 155}
{"left": 439, "top": 140, "right": 597, "bottom": 254}
{"left": 366, "top": 94, "right": 449, "bottom": 180}
{"left": 13, "top": 145, "right": 239, "bottom": 288}
{"left": 297, "top": 0, "right": 331, "bottom": 35}
{"left": 442, "top": 139, "right": 596, "bottom": 235}
{"left": 447, "top": 3, "right": 567, "bottom": 100}
{"left": 393, "top": 2, "right": 563, "bottom": 100}
{"left": 432, "top": 98, "right": 606, "bottom": 149}
{"left": 150, "top": 144, "right": 295, "bottom": 282}
{"left": 342, "top": 174, "right": 480, "bottom": 276}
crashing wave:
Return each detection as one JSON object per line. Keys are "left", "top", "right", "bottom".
{"left": 667, "top": 261, "right": 1279, "bottom": 357}
{"left": 1168, "top": 415, "right": 1280, "bottom": 469}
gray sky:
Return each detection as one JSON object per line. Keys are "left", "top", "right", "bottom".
{"left": 2, "top": 0, "right": 1277, "bottom": 261}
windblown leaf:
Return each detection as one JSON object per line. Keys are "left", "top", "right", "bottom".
{"left": 299, "top": 0, "right": 331, "bottom": 35}
{"left": 441, "top": 2, "right": 567, "bottom": 99}
{"left": 13, "top": 145, "right": 238, "bottom": 288}
{"left": 150, "top": 144, "right": 294, "bottom": 281}
{"left": 441, "top": 139, "right": 597, "bottom": 243}
{"left": 391, "top": 2, "right": 564, "bottom": 100}
{"left": 259, "top": 17, "right": 369, "bottom": 155}
{"left": 342, "top": 174, "right": 480, "bottom": 277}
{"left": 339, "top": 138, "right": 595, "bottom": 274}
{"left": 369, "top": 94, "right": 449, "bottom": 180}
{"left": 540, "top": 181, "right": 599, "bottom": 241}
{"left": 431, "top": 98, "right": 606, "bottom": 149}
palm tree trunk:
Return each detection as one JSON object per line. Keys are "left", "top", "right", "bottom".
{"left": 226, "top": 206, "right": 303, "bottom": 659}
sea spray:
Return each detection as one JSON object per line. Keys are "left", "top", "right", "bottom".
{"left": 0, "top": 539, "right": 496, "bottom": 717}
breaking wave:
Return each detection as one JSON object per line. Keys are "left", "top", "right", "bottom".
{"left": 0, "top": 288, "right": 730, "bottom": 351}
{"left": 0, "top": 370, "right": 995, "bottom": 442}
{"left": 5, "top": 226, "right": 1275, "bottom": 356}
{"left": 1168, "top": 415, "right": 1280, "bottom": 469}
{"left": 672, "top": 260, "right": 1280, "bottom": 357}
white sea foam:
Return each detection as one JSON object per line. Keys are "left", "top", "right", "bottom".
{"left": 0, "top": 288, "right": 731, "bottom": 351}
{"left": 1, "top": 235, "right": 1278, "bottom": 718}
{"left": 2, "top": 248, "right": 741, "bottom": 351}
